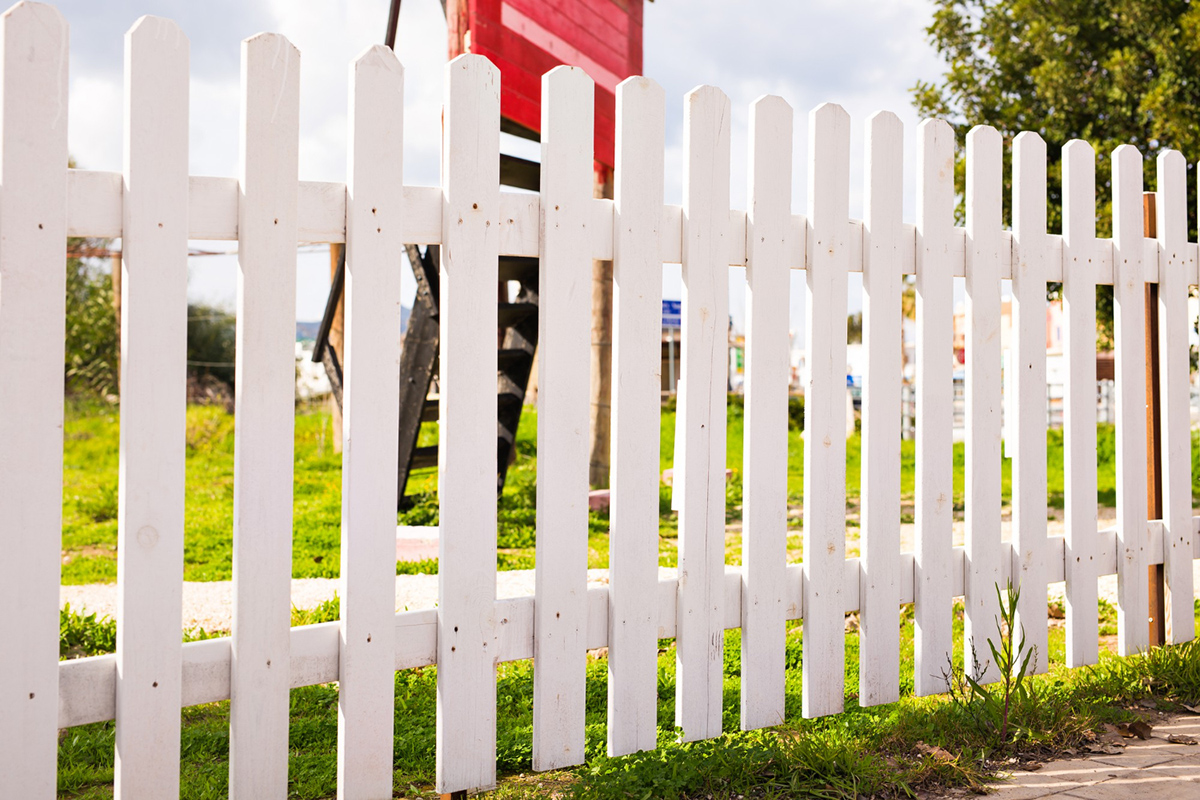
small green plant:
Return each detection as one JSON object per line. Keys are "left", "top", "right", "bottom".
{"left": 943, "top": 580, "right": 1038, "bottom": 747}
{"left": 60, "top": 603, "right": 117, "bottom": 659}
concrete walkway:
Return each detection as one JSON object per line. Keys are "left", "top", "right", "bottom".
{"left": 975, "top": 715, "right": 1200, "bottom": 799}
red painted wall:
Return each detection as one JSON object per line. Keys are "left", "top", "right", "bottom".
{"left": 448, "top": 0, "right": 645, "bottom": 171}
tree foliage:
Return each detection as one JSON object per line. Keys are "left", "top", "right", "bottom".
{"left": 63, "top": 245, "right": 238, "bottom": 398}
{"left": 64, "top": 242, "right": 118, "bottom": 397}
{"left": 186, "top": 304, "right": 237, "bottom": 388}
{"left": 912, "top": 0, "right": 1200, "bottom": 349}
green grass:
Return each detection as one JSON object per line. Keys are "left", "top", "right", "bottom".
{"left": 62, "top": 400, "right": 1200, "bottom": 583}
{"left": 54, "top": 400, "right": 1200, "bottom": 797}
{"left": 62, "top": 401, "right": 344, "bottom": 584}
{"left": 55, "top": 597, "right": 1200, "bottom": 799}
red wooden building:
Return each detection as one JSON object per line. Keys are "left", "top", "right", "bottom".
{"left": 446, "top": 0, "right": 646, "bottom": 177}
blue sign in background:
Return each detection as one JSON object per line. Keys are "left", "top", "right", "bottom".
{"left": 662, "top": 299, "right": 681, "bottom": 328}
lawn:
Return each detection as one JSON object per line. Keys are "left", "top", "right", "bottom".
{"left": 55, "top": 399, "right": 1200, "bottom": 797}
{"left": 60, "top": 398, "right": 1200, "bottom": 583}
{"left": 56, "top": 590, "right": 1200, "bottom": 798}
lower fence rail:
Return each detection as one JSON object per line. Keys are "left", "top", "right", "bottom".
{"left": 58, "top": 518, "right": 1200, "bottom": 730}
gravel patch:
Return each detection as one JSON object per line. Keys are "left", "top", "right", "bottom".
{"left": 60, "top": 568, "right": 681, "bottom": 633}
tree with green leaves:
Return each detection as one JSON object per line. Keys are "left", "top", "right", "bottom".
{"left": 913, "top": 0, "right": 1200, "bottom": 349}
{"left": 64, "top": 240, "right": 119, "bottom": 397}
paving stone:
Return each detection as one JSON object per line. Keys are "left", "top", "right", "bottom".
{"left": 1087, "top": 747, "right": 1182, "bottom": 770}
{"left": 985, "top": 761, "right": 1103, "bottom": 799}
{"left": 1062, "top": 769, "right": 1200, "bottom": 800}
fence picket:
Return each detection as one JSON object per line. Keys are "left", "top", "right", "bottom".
{"left": 913, "top": 119, "right": 956, "bottom": 697}
{"left": 963, "top": 125, "right": 1004, "bottom": 683}
{"left": 675, "top": 84, "right": 731, "bottom": 742}
{"left": 113, "top": 17, "right": 190, "bottom": 799}
{"left": 859, "top": 110, "right": 903, "bottom": 707}
{"left": 607, "top": 76, "right": 665, "bottom": 758}
{"left": 229, "top": 32, "right": 300, "bottom": 798}
{"left": 337, "top": 44, "right": 404, "bottom": 798}
{"left": 1062, "top": 140, "right": 1100, "bottom": 667}
{"left": 802, "top": 103, "right": 850, "bottom": 718}
{"left": 740, "top": 94, "right": 792, "bottom": 730}
{"left": 1112, "top": 145, "right": 1150, "bottom": 656}
{"left": 1011, "top": 131, "right": 1050, "bottom": 671}
{"left": 437, "top": 53, "right": 501, "bottom": 795}
{"left": 1154, "top": 150, "right": 1195, "bottom": 644}
{"left": 532, "top": 65, "right": 594, "bottom": 771}
{"left": 0, "top": 4, "right": 69, "bottom": 797}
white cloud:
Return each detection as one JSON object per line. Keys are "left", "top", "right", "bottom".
{"left": 54, "top": 0, "right": 949, "bottom": 328}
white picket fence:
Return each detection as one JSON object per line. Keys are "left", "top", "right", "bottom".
{"left": 2, "top": 2, "right": 1199, "bottom": 797}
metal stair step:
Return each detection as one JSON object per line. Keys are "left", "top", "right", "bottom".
{"left": 497, "top": 302, "right": 538, "bottom": 328}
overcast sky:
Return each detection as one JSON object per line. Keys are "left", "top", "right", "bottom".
{"left": 57, "top": 0, "right": 946, "bottom": 336}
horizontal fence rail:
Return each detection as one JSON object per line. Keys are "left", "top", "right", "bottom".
{"left": 65, "top": 168, "right": 1200, "bottom": 284}
{"left": 56, "top": 521, "right": 1200, "bottom": 728}
{"left": 2, "top": 2, "right": 1199, "bottom": 797}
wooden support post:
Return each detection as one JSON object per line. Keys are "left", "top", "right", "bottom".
{"left": 329, "top": 242, "right": 345, "bottom": 452}
{"left": 1142, "top": 192, "right": 1167, "bottom": 647}
{"left": 589, "top": 167, "right": 615, "bottom": 488}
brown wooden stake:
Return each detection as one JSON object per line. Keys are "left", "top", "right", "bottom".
{"left": 329, "top": 242, "right": 345, "bottom": 453}
{"left": 1142, "top": 192, "right": 1167, "bottom": 647}
{"left": 440, "top": 792, "right": 468, "bottom": 800}
{"left": 588, "top": 167, "right": 615, "bottom": 488}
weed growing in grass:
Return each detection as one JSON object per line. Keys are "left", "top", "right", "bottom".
{"left": 942, "top": 581, "right": 1038, "bottom": 749}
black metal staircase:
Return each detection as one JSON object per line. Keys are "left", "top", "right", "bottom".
{"left": 313, "top": 154, "right": 541, "bottom": 508}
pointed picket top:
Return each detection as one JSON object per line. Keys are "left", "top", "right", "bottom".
{"left": 1013, "top": 131, "right": 1048, "bottom": 232}
{"left": 1061, "top": 140, "right": 1095, "bottom": 195}
{"left": 683, "top": 86, "right": 731, "bottom": 150}
{"left": 1157, "top": 149, "right": 1187, "bottom": 241}
{"left": 867, "top": 109, "right": 902, "bottom": 138}
{"left": 2, "top": 1, "right": 66, "bottom": 44}
{"left": 750, "top": 93, "right": 792, "bottom": 119}
{"left": 1111, "top": 144, "right": 1143, "bottom": 243}
{"left": 240, "top": 31, "right": 300, "bottom": 99}
{"left": 618, "top": 73, "right": 662, "bottom": 96}
{"left": 684, "top": 84, "right": 731, "bottom": 145}
{"left": 916, "top": 118, "right": 955, "bottom": 230}
{"left": 807, "top": 103, "right": 850, "bottom": 223}
{"left": 127, "top": 13, "right": 186, "bottom": 48}
{"left": 966, "top": 123, "right": 1000, "bottom": 152}
{"left": 545, "top": 63, "right": 593, "bottom": 90}
{"left": 356, "top": 42, "right": 401, "bottom": 70}
{"left": 811, "top": 101, "right": 849, "bottom": 123}
{"left": 447, "top": 52, "right": 500, "bottom": 98}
